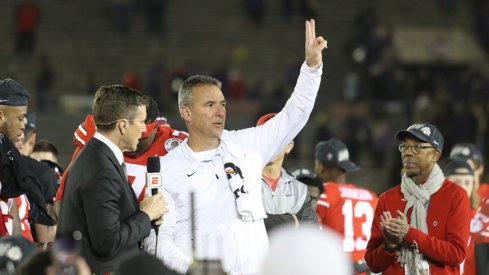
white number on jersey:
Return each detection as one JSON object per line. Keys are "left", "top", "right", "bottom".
{"left": 341, "top": 199, "right": 374, "bottom": 252}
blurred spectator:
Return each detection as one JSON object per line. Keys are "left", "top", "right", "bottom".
{"left": 16, "top": 250, "right": 52, "bottom": 275}
{"left": 343, "top": 105, "right": 370, "bottom": 162}
{"left": 290, "top": 166, "right": 323, "bottom": 210}
{"left": 449, "top": 142, "right": 489, "bottom": 206}
{"left": 17, "top": 249, "right": 92, "bottom": 275}
{"left": 443, "top": 158, "right": 478, "bottom": 274}
{"left": 343, "top": 69, "right": 365, "bottom": 103}
{"left": 122, "top": 68, "right": 142, "bottom": 91}
{"left": 228, "top": 69, "right": 246, "bottom": 99}
{"left": 473, "top": 198, "right": 489, "bottom": 274}
{"left": 15, "top": 0, "right": 40, "bottom": 57}
{"left": 0, "top": 79, "right": 55, "bottom": 241}
{"left": 116, "top": 252, "right": 172, "bottom": 275}
{"left": 0, "top": 236, "right": 36, "bottom": 274}
{"left": 31, "top": 140, "right": 59, "bottom": 164}
{"left": 35, "top": 55, "right": 54, "bottom": 113}
{"left": 262, "top": 225, "right": 352, "bottom": 275}
{"left": 16, "top": 110, "right": 59, "bottom": 243}
{"left": 369, "top": 116, "right": 391, "bottom": 168}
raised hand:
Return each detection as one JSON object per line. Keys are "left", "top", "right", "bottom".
{"left": 305, "top": 19, "right": 328, "bottom": 69}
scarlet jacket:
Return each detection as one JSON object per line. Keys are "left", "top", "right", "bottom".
{"left": 365, "top": 179, "right": 471, "bottom": 274}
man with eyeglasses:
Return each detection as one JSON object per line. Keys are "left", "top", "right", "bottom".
{"left": 365, "top": 122, "right": 471, "bottom": 275}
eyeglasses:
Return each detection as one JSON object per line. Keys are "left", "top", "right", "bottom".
{"left": 398, "top": 143, "right": 436, "bottom": 154}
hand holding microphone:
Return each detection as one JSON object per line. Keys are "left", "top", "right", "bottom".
{"left": 140, "top": 157, "right": 168, "bottom": 227}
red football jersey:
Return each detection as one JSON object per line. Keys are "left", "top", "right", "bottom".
{"left": 316, "top": 182, "right": 378, "bottom": 262}
{"left": 125, "top": 126, "right": 187, "bottom": 202}
{"left": 472, "top": 200, "right": 489, "bottom": 245}
{"left": 477, "top": 182, "right": 489, "bottom": 206}
{"left": 0, "top": 195, "right": 33, "bottom": 241}
{"left": 461, "top": 209, "right": 478, "bottom": 275}
{"left": 56, "top": 115, "right": 187, "bottom": 202}
{"left": 462, "top": 200, "right": 489, "bottom": 275}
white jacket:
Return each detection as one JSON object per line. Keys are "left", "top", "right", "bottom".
{"left": 144, "top": 62, "right": 323, "bottom": 275}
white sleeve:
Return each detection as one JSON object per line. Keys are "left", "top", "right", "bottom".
{"left": 144, "top": 189, "right": 192, "bottom": 273}
{"left": 232, "top": 62, "right": 323, "bottom": 166}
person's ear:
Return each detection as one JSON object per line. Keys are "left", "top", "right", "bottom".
{"left": 285, "top": 141, "right": 295, "bottom": 154}
{"left": 180, "top": 106, "right": 191, "bottom": 121}
{"left": 315, "top": 160, "right": 324, "bottom": 175}
{"left": 118, "top": 119, "right": 127, "bottom": 134}
{"left": 28, "top": 132, "right": 36, "bottom": 147}
{"left": 432, "top": 150, "right": 441, "bottom": 162}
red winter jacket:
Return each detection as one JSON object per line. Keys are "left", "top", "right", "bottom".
{"left": 365, "top": 179, "right": 471, "bottom": 274}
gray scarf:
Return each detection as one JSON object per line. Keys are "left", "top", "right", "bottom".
{"left": 399, "top": 164, "right": 444, "bottom": 275}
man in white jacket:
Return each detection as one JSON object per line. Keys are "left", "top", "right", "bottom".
{"left": 145, "top": 19, "right": 327, "bottom": 275}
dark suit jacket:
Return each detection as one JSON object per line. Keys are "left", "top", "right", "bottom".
{"left": 58, "top": 138, "right": 151, "bottom": 274}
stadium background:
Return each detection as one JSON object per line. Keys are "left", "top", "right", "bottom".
{"left": 1, "top": 0, "right": 488, "bottom": 195}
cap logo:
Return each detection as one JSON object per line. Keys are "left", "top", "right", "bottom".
{"left": 338, "top": 149, "right": 349, "bottom": 162}
{"left": 407, "top": 123, "right": 424, "bottom": 130}
{"left": 433, "top": 140, "right": 439, "bottom": 145}
{"left": 420, "top": 126, "right": 431, "bottom": 136}
{"left": 327, "top": 153, "right": 333, "bottom": 161}
{"left": 6, "top": 246, "right": 22, "bottom": 261}
{"left": 451, "top": 146, "right": 470, "bottom": 157}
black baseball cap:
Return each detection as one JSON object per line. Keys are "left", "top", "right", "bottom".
{"left": 0, "top": 236, "right": 36, "bottom": 270}
{"left": 449, "top": 143, "right": 483, "bottom": 164}
{"left": 290, "top": 166, "right": 323, "bottom": 192}
{"left": 25, "top": 110, "right": 36, "bottom": 131}
{"left": 443, "top": 157, "right": 474, "bottom": 176}
{"left": 291, "top": 166, "right": 317, "bottom": 180}
{"left": 395, "top": 122, "right": 444, "bottom": 150}
{"left": 315, "top": 138, "right": 359, "bottom": 172}
{"left": 0, "top": 79, "right": 30, "bottom": 106}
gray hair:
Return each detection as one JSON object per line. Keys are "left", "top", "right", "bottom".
{"left": 178, "top": 75, "right": 222, "bottom": 109}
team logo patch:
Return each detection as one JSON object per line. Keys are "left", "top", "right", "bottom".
{"left": 225, "top": 166, "right": 236, "bottom": 175}
{"left": 471, "top": 219, "right": 483, "bottom": 233}
{"left": 164, "top": 138, "right": 182, "bottom": 152}
{"left": 420, "top": 126, "right": 431, "bottom": 136}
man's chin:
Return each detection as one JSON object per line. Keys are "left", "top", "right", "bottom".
{"left": 125, "top": 148, "right": 140, "bottom": 157}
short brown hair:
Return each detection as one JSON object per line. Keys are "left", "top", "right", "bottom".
{"left": 92, "top": 85, "right": 149, "bottom": 132}
{"left": 33, "top": 140, "right": 58, "bottom": 157}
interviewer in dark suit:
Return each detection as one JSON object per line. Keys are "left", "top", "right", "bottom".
{"left": 57, "top": 85, "right": 168, "bottom": 274}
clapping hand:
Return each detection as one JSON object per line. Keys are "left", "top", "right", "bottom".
{"left": 380, "top": 211, "right": 404, "bottom": 250}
